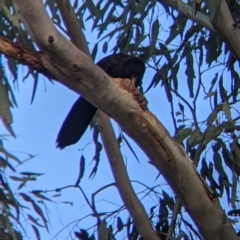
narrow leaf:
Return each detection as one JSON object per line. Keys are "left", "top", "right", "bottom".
{"left": 122, "top": 134, "right": 139, "bottom": 162}
{"left": 31, "top": 224, "right": 41, "bottom": 240}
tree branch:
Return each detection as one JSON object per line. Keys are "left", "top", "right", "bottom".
{"left": 209, "top": 0, "right": 240, "bottom": 59}
{"left": 95, "top": 113, "right": 160, "bottom": 239}
{"left": 158, "top": 0, "right": 215, "bottom": 32}
{"left": 55, "top": 0, "right": 90, "bottom": 55}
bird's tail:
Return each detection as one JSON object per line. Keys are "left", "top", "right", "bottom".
{"left": 56, "top": 97, "right": 97, "bottom": 149}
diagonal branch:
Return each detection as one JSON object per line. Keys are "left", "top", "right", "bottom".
{"left": 0, "top": 36, "right": 53, "bottom": 78}
{"left": 158, "top": 0, "right": 215, "bottom": 32}
{"left": 55, "top": 0, "right": 159, "bottom": 239}
{"left": 55, "top": 0, "right": 90, "bottom": 55}
{"left": 208, "top": 0, "right": 240, "bottom": 59}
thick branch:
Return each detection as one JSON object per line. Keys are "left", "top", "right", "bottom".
{"left": 0, "top": 37, "right": 48, "bottom": 75}
{"left": 55, "top": 0, "right": 90, "bottom": 55}
{"left": 209, "top": 0, "right": 240, "bottom": 59}
{"left": 0, "top": 36, "right": 56, "bottom": 79}
{"left": 9, "top": 1, "right": 239, "bottom": 239}
{"left": 158, "top": 0, "right": 215, "bottom": 32}
{"left": 55, "top": 0, "right": 159, "bottom": 239}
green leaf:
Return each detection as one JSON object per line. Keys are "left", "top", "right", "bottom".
{"left": 98, "top": 221, "right": 108, "bottom": 240}
{"left": 0, "top": 147, "right": 21, "bottom": 163}
{"left": 18, "top": 177, "right": 35, "bottom": 189}
{"left": 20, "top": 172, "right": 44, "bottom": 176}
{"left": 85, "top": 0, "right": 101, "bottom": 19}
{"left": 206, "top": 91, "right": 215, "bottom": 98}
{"left": 30, "top": 200, "right": 48, "bottom": 230}
{"left": 117, "top": 133, "right": 122, "bottom": 145}
{"left": 221, "top": 143, "right": 240, "bottom": 175}
{"left": 99, "top": 5, "right": 115, "bottom": 30}
{"left": 214, "top": 90, "right": 218, "bottom": 107}
{"left": 4, "top": 78, "right": 18, "bottom": 108}
{"left": 31, "top": 191, "right": 52, "bottom": 202}
{"left": 165, "top": 28, "right": 179, "bottom": 45}
{"left": 31, "top": 224, "right": 41, "bottom": 240}
{"left": 206, "top": 32, "right": 222, "bottom": 66}
{"left": 208, "top": 73, "right": 218, "bottom": 93}
{"left": 159, "top": 42, "right": 171, "bottom": 63}
{"left": 212, "top": 138, "right": 222, "bottom": 152}
{"left": 204, "top": 125, "right": 215, "bottom": 145}
{"left": 28, "top": 214, "right": 44, "bottom": 228}
{"left": 178, "top": 102, "right": 184, "bottom": 113}
{"left": 207, "top": 109, "right": 218, "bottom": 126}
{"left": 52, "top": 193, "right": 61, "bottom": 198}
{"left": 9, "top": 176, "right": 25, "bottom": 182}
{"left": 175, "top": 128, "right": 192, "bottom": 143}
{"left": 222, "top": 101, "right": 232, "bottom": 122}
{"left": 19, "top": 193, "right": 32, "bottom": 202}
{"left": 122, "top": 29, "right": 133, "bottom": 52}
{"left": 62, "top": 201, "right": 73, "bottom": 206}
{"left": 7, "top": 59, "right": 17, "bottom": 82}
{"left": 162, "top": 190, "right": 174, "bottom": 210}
{"left": 30, "top": 73, "right": 38, "bottom": 104}
{"left": 213, "top": 152, "right": 225, "bottom": 176}
{"left": 150, "top": 19, "right": 159, "bottom": 55}
{"left": 162, "top": 78, "right": 172, "bottom": 102}
{"left": 0, "top": 156, "right": 16, "bottom": 171}
{"left": 122, "top": 134, "right": 139, "bottom": 162}
{"left": 219, "top": 75, "right": 227, "bottom": 101}
{"left": 75, "top": 155, "right": 85, "bottom": 185}
{"left": 91, "top": 43, "right": 98, "bottom": 61}
{"left": 102, "top": 41, "right": 108, "bottom": 53}
{"left": 171, "top": 62, "right": 180, "bottom": 90}
{"left": 0, "top": 82, "right": 12, "bottom": 125}
{"left": 185, "top": 52, "right": 195, "bottom": 98}
{"left": 117, "top": 217, "right": 123, "bottom": 231}
{"left": 144, "top": 71, "right": 161, "bottom": 93}
{"left": 187, "top": 128, "right": 201, "bottom": 147}
{"left": 200, "top": 158, "right": 208, "bottom": 179}
{"left": 213, "top": 121, "right": 229, "bottom": 137}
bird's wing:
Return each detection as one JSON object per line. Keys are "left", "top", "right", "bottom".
{"left": 96, "top": 53, "right": 130, "bottom": 75}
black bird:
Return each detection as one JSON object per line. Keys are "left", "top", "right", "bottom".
{"left": 56, "top": 53, "right": 145, "bottom": 149}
